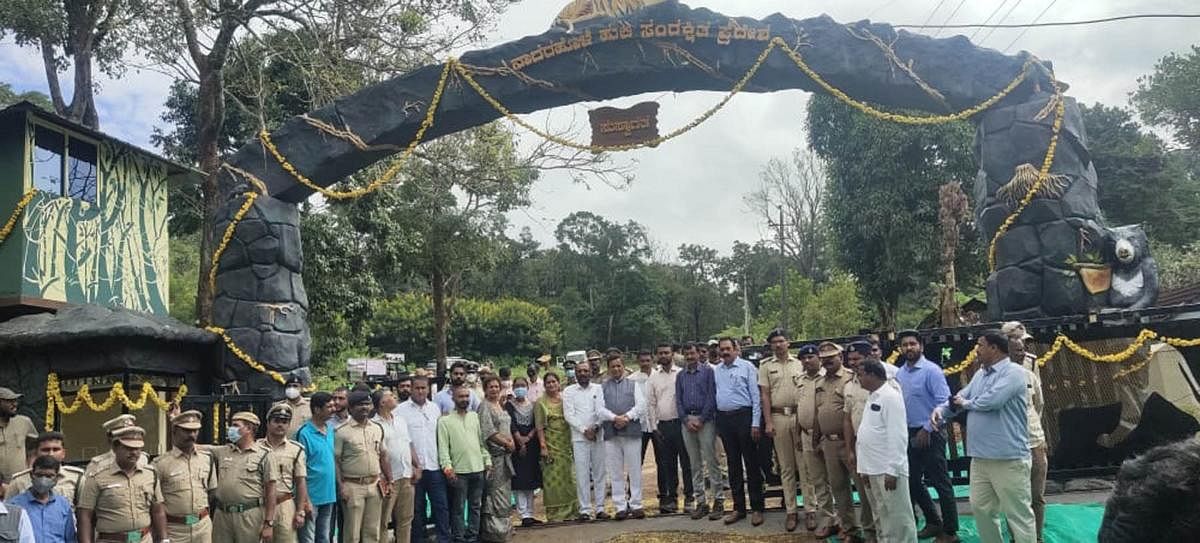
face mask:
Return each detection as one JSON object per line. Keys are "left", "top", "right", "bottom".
{"left": 226, "top": 426, "right": 242, "bottom": 443}
{"left": 285, "top": 387, "right": 301, "bottom": 400}
{"left": 31, "top": 476, "right": 55, "bottom": 495}
{"left": 513, "top": 387, "right": 528, "bottom": 399}
{"left": 567, "top": 370, "right": 576, "bottom": 379}
{"left": 455, "top": 400, "right": 470, "bottom": 410}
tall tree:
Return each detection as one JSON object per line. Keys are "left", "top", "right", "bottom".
{"left": 1132, "top": 45, "right": 1200, "bottom": 150}
{"left": 136, "top": 0, "right": 515, "bottom": 322}
{"left": 1080, "top": 103, "right": 1200, "bottom": 246}
{"left": 807, "top": 93, "right": 977, "bottom": 329}
{"left": 744, "top": 145, "right": 830, "bottom": 281}
{"left": 0, "top": 0, "right": 137, "bottom": 127}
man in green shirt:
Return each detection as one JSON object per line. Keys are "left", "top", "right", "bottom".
{"left": 437, "top": 386, "right": 491, "bottom": 543}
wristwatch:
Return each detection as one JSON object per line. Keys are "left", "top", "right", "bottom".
{"left": 264, "top": 520, "right": 276, "bottom": 527}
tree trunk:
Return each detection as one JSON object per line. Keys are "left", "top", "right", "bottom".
{"left": 937, "top": 182, "right": 969, "bottom": 327}
{"left": 742, "top": 278, "right": 751, "bottom": 335}
{"left": 432, "top": 268, "right": 449, "bottom": 381}
{"left": 877, "top": 301, "right": 897, "bottom": 332}
{"left": 194, "top": 66, "right": 225, "bottom": 323}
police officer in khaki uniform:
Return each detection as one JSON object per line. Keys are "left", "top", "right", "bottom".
{"left": 274, "top": 377, "right": 313, "bottom": 438}
{"left": 815, "top": 341, "right": 860, "bottom": 540}
{"left": 258, "top": 404, "right": 309, "bottom": 543}
{"left": 76, "top": 426, "right": 167, "bottom": 543}
{"left": 154, "top": 410, "right": 217, "bottom": 543}
{"left": 335, "top": 390, "right": 391, "bottom": 543}
{"left": 0, "top": 386, "right": 38, "bottom": 481}
{"left": 85, "top": 415, "right": 150, "bottom": 478}
{"left": 757, "top": 329, "right": 805, "bottom": 532}
{"left": 5, "top": 431, "right": 85, "bottom": 505}
{"left": 213, "top": 412, "right": 278, "bottom": 543}
{"left": 796, "top": 343, "right": 836, "bottom": 536}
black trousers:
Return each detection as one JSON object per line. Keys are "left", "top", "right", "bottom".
{"left": 654, "top": 419, "right": 694, "bottom": 502}
{"left": 716, "top": 408, "right": 765, "bottom": 513}
{"left": 907, "top": 427, "right": 960, "bottom": 533}
{"left": 641, "top": 431, "right": 654, "bottom": 464}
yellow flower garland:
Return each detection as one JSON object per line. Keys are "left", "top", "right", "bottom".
{"left": 987, "top": 79, "right": 1066, "bottom": 271}
{"left": 206, "top": 192, "right": 260, "bottom": 308}
{"left": 0, "top": 189, "right": 38, "bottom": 245}
{"left": 258, "top": 58, "right": 454, "bottom": 200}
{"left": 44, "top": 373, "right": 187, "bottom": 431}
{"left": 205, "top": 325, "right": 318, "bottom": 392}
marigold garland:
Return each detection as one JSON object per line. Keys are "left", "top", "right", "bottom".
{"left": 987, "top": 78, "right": 1066, "bottom": 271}
{"left": 258, "top": 57, "right": 454, "bottom": 200}
{"left": 205, "top": 325, "right": 318, "bottom": 392}
{"left": 0, "top": 189, "right": 38, "bottom": 245}
{"left": 44, "top": 373, "right": 187, "bottom": 431}
{"left": 207, "top": 192, "right": 260, "bottom": 306}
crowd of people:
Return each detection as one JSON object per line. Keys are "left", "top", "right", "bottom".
{"left": 0, "top": 320, "right": 1190, "bottom": 543}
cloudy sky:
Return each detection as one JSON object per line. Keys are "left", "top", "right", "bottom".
{"left": 2, "top": 0, "right": 1196, "bottom": 259}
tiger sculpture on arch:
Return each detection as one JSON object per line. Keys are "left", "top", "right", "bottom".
{"left": 554, "top": 0, "right": 669, "bottom": 32}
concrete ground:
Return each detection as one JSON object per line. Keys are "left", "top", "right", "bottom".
{"left": 511, "top": 488, "right": 1111, "bottom": 543}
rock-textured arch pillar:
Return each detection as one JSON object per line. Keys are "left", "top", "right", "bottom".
{"left": 214, "top": 0, "right": 1153, "bottom": 390}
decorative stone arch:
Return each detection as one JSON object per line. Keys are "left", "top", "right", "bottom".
{"left": 212, "top": 0, "right": 1155, "bottom": 390}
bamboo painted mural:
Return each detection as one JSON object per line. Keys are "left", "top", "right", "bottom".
{"left": 19, "top": 138, "right": 169, "bottom": 314}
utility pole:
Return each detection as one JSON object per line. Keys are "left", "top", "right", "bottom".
{"left": 768, "top": 205, "right": 789, "bottom": 332}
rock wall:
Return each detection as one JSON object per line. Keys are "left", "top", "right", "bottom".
{"left": 210, "top": 192, "right": 311, "bottom": 391}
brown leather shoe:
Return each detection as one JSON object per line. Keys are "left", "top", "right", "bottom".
{"left": 690, "top": 503, "right": 709, "bottom": 520}
{"left": 630, "top": 509, "right": 646, "bottom": 520}
{"left": 750, "top": 511, "right": 764, "bottom": 526}
{"left": 804, "top": 512, "right": 817, "bottom": 531}
{"left": 722, "top": 511, "right": 746, "bottom": 525}
{"left": 708, "top": 501, "right": 724, "bottom": 521}
{"left": 785, "top": 512, "right": 799, "bottom": 532}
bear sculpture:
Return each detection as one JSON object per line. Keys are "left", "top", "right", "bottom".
{"left": 1105, "top": 224, "right": 1158, "bottom": 310}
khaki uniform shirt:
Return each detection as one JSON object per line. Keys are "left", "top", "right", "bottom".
{"left": 275, "top": 399, "right": 313, "bottom": 438}
{"left": 815, "top": 367, "right": 853, "bottom": 436}
{"left": 334, "top": 419, "right": 385, "bottom": 480}
{"left": 0, "top": 415, "right": 36, "bottom": 479}
{"left": 77, "top": 461, "right": 162, "bottom": 533}
{"left": 796, "top": 369, "right": 824, "bottom": 431}
{"left": 152, "top": 447, "right": 217, "bottom": 517}
{"left": 4, "top": 464, "right": 85, "bottom": 505}
{"left": 843, "top": 377, "right": 870, "bottom": 432}
{"left": 212, "top": 443, "right": 277, "bottom": 506}
{"left": 257, "top": 438, "right": 307, "bottom": 495}
{"left": 85, "top": 450, "right": 150, "bottom": 477}
{"left": 757, "top": 355, "right": 804, "bottom": 411}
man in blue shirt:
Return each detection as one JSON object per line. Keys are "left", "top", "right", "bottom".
{"left": 712, "top": 337, "right": 764, "bottom": 527}
{"left": 7, "top": 455, "right": 74, "bottom": 543}
{"left": 296, "top": 391, "right": 337, "bottom": 543}
{"left": 933, "top": 331, "right": 1034, "bottom": 543}
{"left": 894, "top": 329, "right": 959, "bottom": 543}
{"left": 434, "top": 362, "right": 480, "bottom": 414}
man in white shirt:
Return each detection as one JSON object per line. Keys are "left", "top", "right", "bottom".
{"left": 629, "top": 351, "right": 655, "bottom": 465}
{"left": 856, "top": 359, "right": 916, "bottom": 542}
{"left": 646, "top": 343, "right": 690, "bottom": 514}
{"left": 562, "top": 360, "right": 608, "bottom": 521}
{"left": 396, "top": 376, "right": 450, "bottom": 543}
{"left": 373, "top": 389, "right": 420, "bottom": 543}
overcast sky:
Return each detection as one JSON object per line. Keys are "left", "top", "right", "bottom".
{"left": 2, "top": 0, "right": 1196, "bottom": 260}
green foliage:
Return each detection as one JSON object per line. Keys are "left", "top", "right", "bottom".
{"left": 806, "top": 93, "right": 979, "bottom": 328}
{"left": 0, "top": 82, "right": 52, "bottom": 110}
{"left": 725, "top": 269, "right": 868, "bottom": 341}
{"left": 168, "top": 232, "right": 199, "bottom": 324}
{"left": 1081, "top": 103, "right": 1200, "bottom": 245}
{"left": 1132, "top": 45, "right": 1200, "bottom": 150}
{"left": 367, "top": 293, "right": 561, "bottom": 363}
{"left": 1150, "top": 240, "right": 1200, "bottom": 291}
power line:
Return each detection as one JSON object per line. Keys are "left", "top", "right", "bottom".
{"left": 968, "top": 0, "right": 1010, "bottom": 41}
{"left": 978, "top": 0, "right": 1024, "bottom": 45}
{"left": 894, "top": 11, "right": 1199, "bottom": 30}
{"left": 1004, "top": 0, "right": 1059, "bottom": 53}
{"left": 866, "top": 0, "right": 902, "bottom": 20}
{"left": 919, "top": 0, "right": 952, "bottom": 30}
{"left": 933, "top": 0, "right": 969, "bottom": 38}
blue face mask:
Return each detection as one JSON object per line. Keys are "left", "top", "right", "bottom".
{"left": 226, "top": 426, "right": 242, "bottom": 443}
{"left": 567, "top": 370, "right": 576, "bottom": 379}
{"left": 513, "top": 387, "right": 528, "bottom": 399}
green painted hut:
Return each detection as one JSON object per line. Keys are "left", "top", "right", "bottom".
{"left": 0, "top": 102, "right": 217, "bottom": 459}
